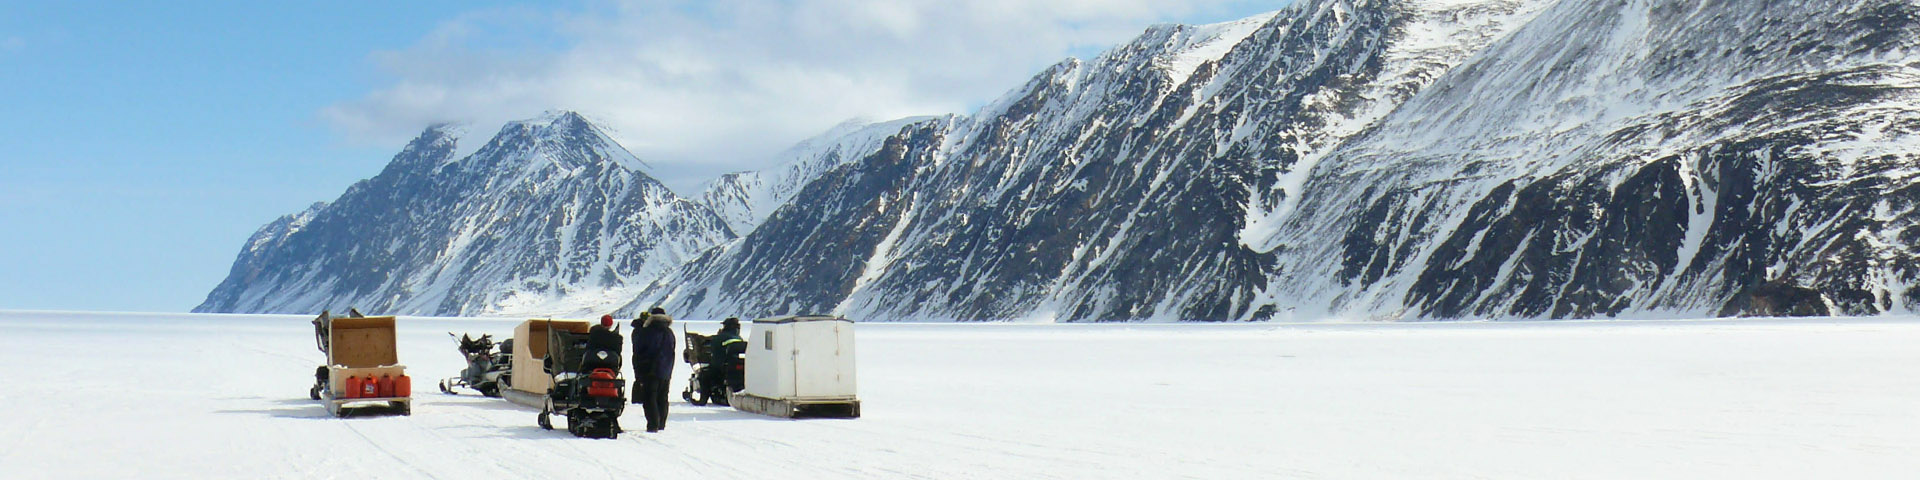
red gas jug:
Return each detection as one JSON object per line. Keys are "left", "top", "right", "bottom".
{"left": 362, "top": 375, "right": 381, "bottom": 398}
{"left": 393, "top": 375, "right": 412, "bottom": 398}
{"left": 587, "top": 368, "right": 620, "bottom": 398}
{"left": 344, "top": 375, "right": 363, "bottom": 399}
{"left": 377, "top": 374, "right": 395, "bottom": 398}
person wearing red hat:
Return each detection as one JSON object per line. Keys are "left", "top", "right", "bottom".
{"left": 583, "top": 314, "right": 623, "bottom": 371}
{"left": 591, "top": 314, "right": 617, "bottom": 335}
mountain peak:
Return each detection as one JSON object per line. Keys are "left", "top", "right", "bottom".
{"left": 463, "top": 111, "right": 650, "bottom": 173}
{"left": 510, "top": 110, "right": 594, "bottom": 130}
{"left": 199, "top": 107, "right": 730, "bottom": 317}
{"left": 1147, "top": 10, "right": 1281, "bottom": 86}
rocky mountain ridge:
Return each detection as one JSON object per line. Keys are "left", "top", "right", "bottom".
{"left": 196, "top": 112, "right": 732, "bottom": 316}
{"left": 204, "top": 0, "right": 1920, "bottom": 321}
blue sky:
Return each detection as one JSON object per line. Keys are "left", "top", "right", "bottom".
{"left": 0, "top": 1, "right": 1281, "bottom": 312}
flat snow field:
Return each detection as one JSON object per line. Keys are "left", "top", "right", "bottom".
{"left": 1, "top": 312, "right": 1917, "bottom": 479}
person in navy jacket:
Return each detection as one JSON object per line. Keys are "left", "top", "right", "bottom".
{"left": 630, "top": 307, "right": 677, "bottom": 432}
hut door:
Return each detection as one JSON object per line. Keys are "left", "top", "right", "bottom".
{"left": 792, "top": 323, "right": 844, "bottom": 397}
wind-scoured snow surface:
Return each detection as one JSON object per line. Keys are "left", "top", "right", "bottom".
{"left": 195, "top": 112, "right": 734, "bottom": 317}
{"left": 4, "top": 311, "right": 1918, "bottom": 478}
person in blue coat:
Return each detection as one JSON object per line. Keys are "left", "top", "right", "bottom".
{"left": 630, "top": 307, "right": 677, "bottom": 432}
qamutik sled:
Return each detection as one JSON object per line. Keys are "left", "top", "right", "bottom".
{"left": 732, "top": 315, "right": 860, "bottom": 418}
{"left": 308, "top": 309, "right": 413, "bottom": 417}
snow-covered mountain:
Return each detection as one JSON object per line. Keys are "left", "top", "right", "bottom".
{"left": 209, "top": 0, "right": 1920, "bottom": 321}
{"left": 621, "top": 118, "right": 954, "bottom": 317}
{"left": 627, "top": 0, "right": 1920, "bottom": 321}
{"left": 1252, "top": 0, "right": 1920, "bottom": 320}
{"left": 195, "top": 112, "right": 734, "bottom": 317}
{"left": 697, "top": 116, "right": 946, "bottom": 234}
{"left": 626, "top": 0, "right": 1554, "bottom": 320}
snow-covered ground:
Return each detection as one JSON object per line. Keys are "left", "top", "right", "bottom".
{"left": 1, "top": 311, "right": 1916, "bottom": 479}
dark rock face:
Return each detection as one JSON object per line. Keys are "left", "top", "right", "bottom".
{"left": 1254, "top": 0, "right": 1920, "bottom": 320}
{"left": 197, "top": 112, "right": 733, "bottom": 316}
{"left": 624, "top": 121, "right": 948, "bottom": 317}
{"left": 697, "top": 117, "right": 940, "bottom": 234}
{"left": 638, "top": 0, "right": 1551, "bottom": 321}
{"left": 632, "top": 0, "right": 1920, "bottom": 322}
{"left": 1384, "top": 68, "right": 1920, "bottom": 319}
{"left": 1719, "top": 280, "right": 1833, "bottom": 317}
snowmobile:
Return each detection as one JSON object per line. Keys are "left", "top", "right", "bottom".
{"left": 681, "top": 331, "right": 745, "bottom": 406}
{"left": 536, "top": 325, "right": 627, "bottom": 438}
{"left": 438, "top": 333, "right": 513, "bottom": 397}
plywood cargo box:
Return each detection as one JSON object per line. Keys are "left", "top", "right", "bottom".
{"left": 328, "top": 316, "right": 399, "bottom": 368}
{"left": 509, "top": 319, "right": 593, "bottom": 394}
{"left": 316, "top": 315, "right": 411, "bottom": 416}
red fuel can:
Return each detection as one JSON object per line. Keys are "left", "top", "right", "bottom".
{"left": 393, "top": 375, "right": 412, "bottom": 398}
{"left": 362, "top": 375, "right": 381, "bottom": 398}
{"left": 344, "top": 375, "right": 362, "bottom": 399}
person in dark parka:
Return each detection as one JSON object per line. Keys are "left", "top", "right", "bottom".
{"left": 706, "top": 317, "right": 747, "bottom": 393}
{"left": 583, "top": 314, "right": 623, "bottom": 371}
{"left": 630, "top": 307, "right": 677, "bottom": 432}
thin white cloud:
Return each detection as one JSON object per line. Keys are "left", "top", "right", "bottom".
{"left": 1, "top": 36, "right": 23, "bottom": 53}
{"left": 322, "top": 0, "right": 1268, "bottom": 191}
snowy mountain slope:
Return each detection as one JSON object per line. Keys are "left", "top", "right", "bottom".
{"left": 698, "top": 116, "right": 946, "bottom": 234}
{"left": 196, "top": 112, "right": 734, "bottom": 317}
{"left": 205, "top": 0, "right": 1920, "bottom": 322}
{"left": 1252, "top": 0, "right": 1920, "bottom": 319}
{"left": 646, "top": 0, "right": 1920, "bottom": 322}
{"left": 627, "top": 12, "right": 1288, "bottom": 319}
{"left": 621, "top": 119, "right": 952, "bottom": 317}
{"left": 634, "top": 0, "right": 1554, "bottom": 321}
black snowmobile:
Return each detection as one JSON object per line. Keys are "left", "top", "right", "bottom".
{"left": 438, "top": 333, "right": 512, "bottom": 397}
{"left": 682, "top": 331, "right": 746, "bottom": 406}
{"left": 537, "top": 325, "right": 627, "bottom": 439}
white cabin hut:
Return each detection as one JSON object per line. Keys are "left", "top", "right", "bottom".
{"left": 734, "top": 315, "right": 860, "bottom": 418}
